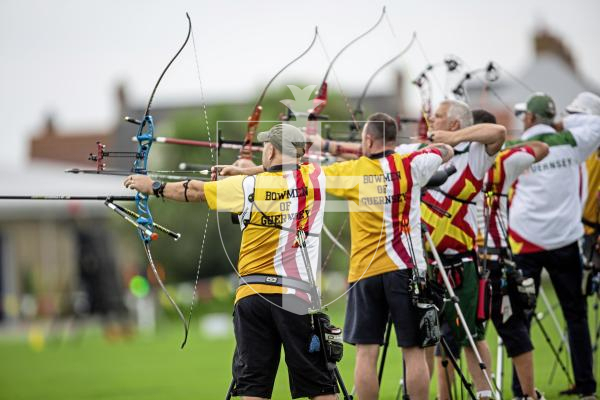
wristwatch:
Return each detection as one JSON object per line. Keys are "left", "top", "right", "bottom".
{"left": 152, "top": 180, "right": 164, "bottom": 198}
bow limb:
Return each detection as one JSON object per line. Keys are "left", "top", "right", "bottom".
{"left": 240, "top": 26, "right": 319, "bottom": 159}
{"left": 319, "top": 6, "right": 386, "bottom": 91}
{"left": 353, "top": 32, "right": 417, "bottom": 122}
{"left": 311, "top": 9, "right": 388, "bottom": 266}
{"left": 61, "top": 14, "right": 193, "bottom": 348}
{"left": 134, "top": 13, "right": 193, "bottom": 347}
{"left": 134, "top": 13, "right": 192, "bottom": 242}
{"left": 143, "top": 13, "right": 192, "bottom": 118}
{"left": 311, "top": 6, "right": 386, "bottom": 120}
{"left": 144, "top": 242, "right": 190, "bottom": 348}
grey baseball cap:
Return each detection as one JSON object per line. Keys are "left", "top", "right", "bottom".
{"left": 257, "top": 124, "right": 307, "bottom": 157}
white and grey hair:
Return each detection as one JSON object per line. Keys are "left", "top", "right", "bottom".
{"left": 441, "top": 99, "right": 473, "bottom": 128}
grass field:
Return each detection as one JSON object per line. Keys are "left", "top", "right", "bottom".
{"left": 0, "top": 285, "right": 598, "bottom": 399}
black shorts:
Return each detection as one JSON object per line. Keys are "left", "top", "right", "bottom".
{"left": 344, "top": 269, "right": 420, "bottom": 347}
{"left": 488, "top": 260, "right": 533, "bottom": 357}
{"left": 231, "top": 294, "right": 338, "bottom": 399}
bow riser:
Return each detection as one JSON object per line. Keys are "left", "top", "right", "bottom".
{"left": 132, "top": 116, "right": 156, "bottom": 244}
{"left": 240, "top": 106, "right": 263, "bottom": 159}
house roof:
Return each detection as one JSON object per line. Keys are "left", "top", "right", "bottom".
{"left": 461, "top": 53, "right": 600, "bottom": 132}
{"left": 29, "top": 117, "right": 115, "bottom": 166}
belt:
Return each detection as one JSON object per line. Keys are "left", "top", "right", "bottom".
{"left": 477, "top": 249, "right": 517, "bottom": 270}
{"left": 481, "top": 247, "right": 503, "bottom": 255}
{"left": 238, "top": 274, "right": 313, "bottom": 293}
{"left": 429, "top": 251, "right": 476, "bottom": 266}
{"left": 479, "top": 253, "right": 501, "bottom": 262}
{"left": 582, "top": 218, "right": 600, "bottom": 231}
{"left": 478, "top": 247, "right": 509, "bottom": 260}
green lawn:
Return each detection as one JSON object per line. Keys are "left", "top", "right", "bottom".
{"left": 0, "top": 288, "right": 597, "bottom": 399}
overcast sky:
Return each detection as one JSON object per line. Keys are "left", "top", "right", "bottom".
{"left": 1, "top": 0, "right": 599, "bottom": 168}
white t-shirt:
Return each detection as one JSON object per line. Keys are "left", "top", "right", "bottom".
{"left": 509, "top": 114, "right": 600, "bottom": 253}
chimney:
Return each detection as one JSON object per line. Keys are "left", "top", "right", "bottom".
{"left": 395, "top": 70, "right": 405, "bottom": 117}
{"left": 44, "top": 115, "right": 55, "bottom": 136}
{"left": 534, "top": 29, "right": 576, "bottom": 71}
{"left": 116, "top": 83, "right": 127, "bottom": 115}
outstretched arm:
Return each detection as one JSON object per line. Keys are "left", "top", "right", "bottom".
{"left": 218, "top": 165, "right": 264, "bottom": 177}
{"left": 306, "top": 134, "right": 361, "bottom": 159}
{"left": 124, "top": 175, "right": 207, "bottom": 202}
{"left": 430, "top": 123, "right": 506, "bottom": 156}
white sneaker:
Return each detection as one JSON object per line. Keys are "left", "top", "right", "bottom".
{"left": 510, "top": 389, "right": 545, "bottom": 400}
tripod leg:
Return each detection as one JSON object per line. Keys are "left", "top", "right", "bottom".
{"left": 456, "top": 359, "right": 460, "bottom": 400}
{"left": 441, "top": 351, "right": 454, "bottom": 400}
{"left": 533, "top": 313, "right": 574, "bottom": 385}
{"left": 379, "top": 314, "right": 393, "bottom": 384}
{"left": 334, "top": 366, "right": 354, "bottom": 400}
{"left": 593, "top": 297, "right": 599, "bottom": 376}
{"left": 402, "top": 357, "right": 410, "bottom": 400}
{"left": 539, "top": 287, "right": 570, "bottom": 356}
{"left": 594, "top": 319, "right": 600, "bottom": 377}
{"left": 225, "top": 378, "right": 234, "bottom": 400}
{"left": 548, "top": 326, "right": 569, "bottom": 384}
{"left": 395, "top": 378, "right": 404, "bottom": 400}
{"left": 440, "top": 337, "right": 477, "bottom": 400}
{"left": 424, "top": 231, "right": 498, "bottom": 398}
{"left": 495, "top": 337, "right": 504, "bottom": 399}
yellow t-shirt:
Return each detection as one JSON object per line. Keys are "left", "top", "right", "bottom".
{"left": 583, "top": 151, "right": 600, "bottom": 235}
{"left": 204, "top": 163, "right": 325, "bottom": 303}
{"left": 323, "top": 149, "right": 443, "bottom": 282}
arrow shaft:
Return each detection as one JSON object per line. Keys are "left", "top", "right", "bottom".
{"left": 0, "top": 195, "right": 136, "bottom": 201}
{"left": 65, "top": 169, "right": 210, "bottom": 181}
{"left": 152, "top": 136, "right": 361, "bottom": 159}
{"left": 154, "top": 136, "right": 263, "bottom": 152}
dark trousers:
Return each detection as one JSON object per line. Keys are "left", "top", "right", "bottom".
{"left": 513, "top": 241, "right": 596, "bottom": 395}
